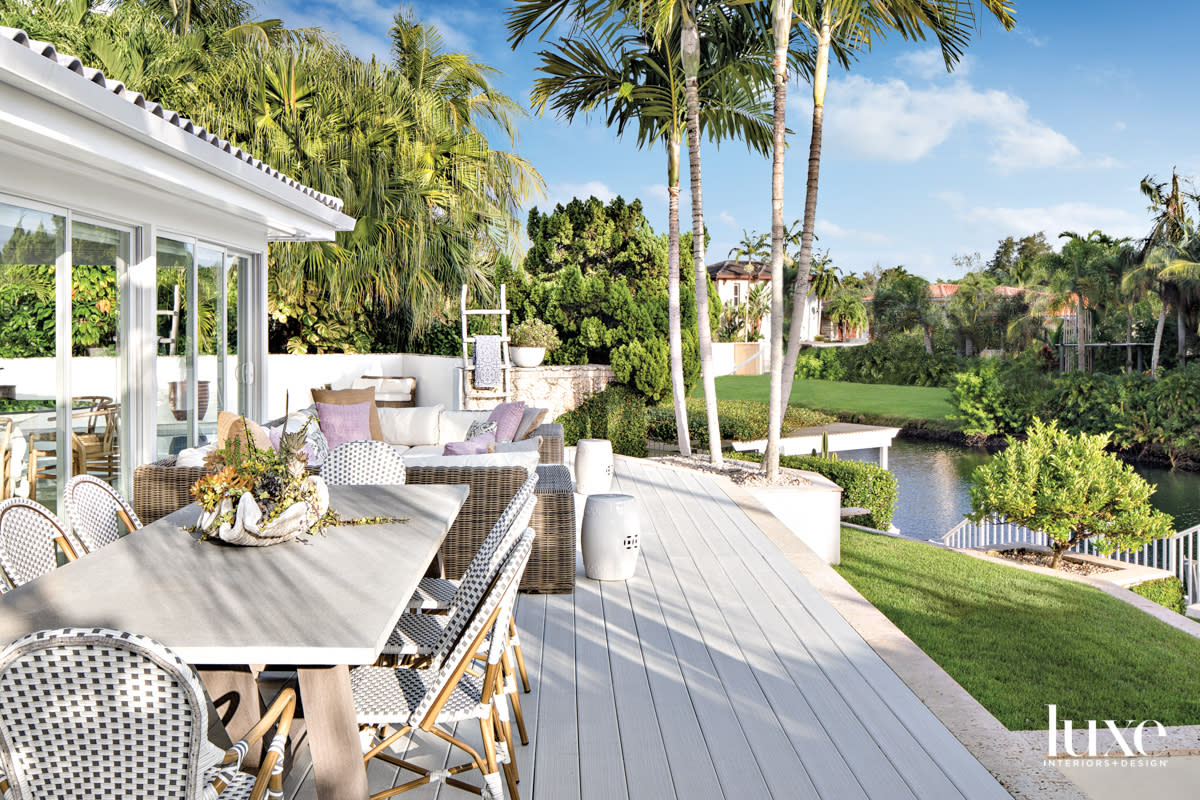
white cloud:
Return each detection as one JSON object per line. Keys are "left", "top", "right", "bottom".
{"left": 960, "top": 202, "right": 1143, "bottom": 241}
{"left": 1014, "top": 27, "right": 1048, "bottom": 48}
{"left": 1114, "top": 121, "right": 1127, "bottom": 132}
{"left": 719, "top": 211, "right": 736, "bottom": 226}
{"left": 547, "top": 181, "right": 615, "bottom": 208}
{"left": 642, "top": 184, "right": 670, "bottom": 206}
{"left": 895, "top": 48, "right": 970, "bottom": 80}
{"left": 426, "top": 16, "right": 473, "bottom": 51}
{"left": 816, "top": 218, "right": 890, "bottom": 245}
{"left": 793, "top": 75, "right": 1080, "bottom": 171}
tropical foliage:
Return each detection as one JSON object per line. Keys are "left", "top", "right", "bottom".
{"left": 0, "top": 0, "right": 542, "bottom": 353}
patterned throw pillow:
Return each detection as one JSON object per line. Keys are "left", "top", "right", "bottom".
{"left": 466, "top": 419, "right": 499, "bottom": 439}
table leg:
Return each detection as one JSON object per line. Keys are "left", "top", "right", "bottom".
{"left": 199, "top": 665, "right": 264, "bottom": 769}
{"left": 298, "top": 665, "right": 369, "bottom": 800}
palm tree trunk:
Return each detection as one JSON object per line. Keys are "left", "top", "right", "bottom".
{"left": 666, "top": 134, "right": 691, "bottom": 458}
{"left": 682, "top": 17, "right": 722, "bottom": 466}
{"left": 1178, "top": 300, "right": 1187, "bottom": 368}
{"left": 1152, "top": 295, "right": 1166, "bottom": 378}
{"left": 1077, "top": 295, "right": 1086, "bottom": 373}
{"left": 764, "top": 0, "right": 791, "bottom": 482}
{"left": 778, "top": 18, "right": 830, "bottom": 427}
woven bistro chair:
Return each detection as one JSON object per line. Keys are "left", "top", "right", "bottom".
{"left": 322, "top": 440, "right": 406, "bottom": 486}
{"left": 62, "top": 475, "right": 142, "bottom": 556}
{"left": 0, "top": 498, "right": 77, "bottom": 592}
{"left": 0, "top": 627, "right": 296, "bottom": 800}
{"left": 353, "top": 529, "right": 535, "bottom": 800}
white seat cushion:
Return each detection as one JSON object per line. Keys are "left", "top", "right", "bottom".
{"left": 439, "top": 410, "right": 490, "bottom": 443}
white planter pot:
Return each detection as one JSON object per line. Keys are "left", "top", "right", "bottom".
{"left": 575, "top": 438, "right": 613, "bottom": 494}
{"left": 581, "top": 493, "right": 640, "bottom": 580}
{"left": 748, "top": 476, "right": 842, "bottom": 564}
{"left": 510, "top": 346, "right": 546, "bottom": 367}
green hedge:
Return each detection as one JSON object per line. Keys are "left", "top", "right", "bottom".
{"left": 728, "top": 450, "right": 898, "bottom": 530}
{"left": 646, "top": 399, "right": 834, "bottom": 447}
{"left": 557, "top": 384, "right": 647, "bottom": 458}
{"left": 1130, "top": 577, "right": 1187, "bottom": 615}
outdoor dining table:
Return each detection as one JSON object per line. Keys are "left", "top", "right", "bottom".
{"left": 0, "top": 482, "right": 469, "bottom": 800}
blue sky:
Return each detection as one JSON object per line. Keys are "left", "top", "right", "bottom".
{"left": 254, "top": 0, "right": 1195, "bottom": 281}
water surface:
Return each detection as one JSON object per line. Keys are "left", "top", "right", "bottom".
{"left": 840, "top": 438, "right": 1200, "bottom": 540}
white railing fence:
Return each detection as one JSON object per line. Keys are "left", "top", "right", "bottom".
{"left": 939, "top": 517, "right": 1200, "bottom": 606}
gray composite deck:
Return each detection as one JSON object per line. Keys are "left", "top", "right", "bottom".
{"left": 287, "top": 457, "right": 1011, "bottom": 799}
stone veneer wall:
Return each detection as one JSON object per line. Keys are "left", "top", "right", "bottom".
{"left": 463, "top": 364, "right": 614, "bottom": 422}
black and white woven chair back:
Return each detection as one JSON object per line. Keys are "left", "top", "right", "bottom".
{"left": 0, "top": 627, "right": 219, "bottom": 799}
{"left": 63, "top": 475, "right": 142, "bottom": 555}
{"left": 449, "top": 471, "right": 538, "bottom": 610}
{"left": 322, "top": 440, "right": 406, "bottom": 486}
{"left": 0, "top": 499, "right": 69, "bottom": 592}
{"left": 413, "top": 529, "right": 535, "bottom": 724}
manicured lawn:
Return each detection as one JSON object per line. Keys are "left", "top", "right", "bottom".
{"left": 705, "top": 375, "right": 955, "bottom": 422}
{"left": 836, "top": 527, "right": 1200, "bottom": 730}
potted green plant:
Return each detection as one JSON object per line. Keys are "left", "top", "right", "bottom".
{"left": 510, "top": 319, "right": 561, "bottom": 368}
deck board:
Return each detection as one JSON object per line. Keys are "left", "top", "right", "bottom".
{"left": 292, "top": 457, "right": 1011, "bottom": 800}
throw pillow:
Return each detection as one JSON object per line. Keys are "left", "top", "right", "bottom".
{"left": 310, "top": 387, "right": 382, "bottom": 440}
{"left": 466, "top": 419, "right": 498, "bottom": 439}
{"left": 443, "top": 431, "right": 496, "bottom": 456}
{"left": 315, "top": 400, "right": 373, "bottom": 450}
{"left": 487, "top": 400, "right": 525, "bottom": 442}
{"left": 283, "top": 410, "right": 330, "bottom": 466}
{"left": 513, "top": 406, "right": 548, "bottom": 440}
{"left": 216, "top": 411, "right": 273, "bottom": 452}
{"left": 377, "top": 404, "right": 443, "bottom": 446}
{"left": 487, "top": 436, "right": 541, "bottom": 455}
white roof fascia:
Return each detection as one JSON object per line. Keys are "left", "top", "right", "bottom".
{"left": 0, "top": 32, "right": 355, "bottom": 241}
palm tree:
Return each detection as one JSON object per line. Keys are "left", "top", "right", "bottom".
{"left": 1023, "top": 231, "right": 1116, "bottom": 373}
{"left": 728, "top": 229, "right": 769, "bottom": 264}
{"left": 518, "top": 8, "right": 773, "bottom": 457}
{"left": 745, "top": 281, "right": 771, "bottom": 339}
{"left": 510, "top": 0, "right": 789, "bottom": 465}
{"left": 1134, "top": 171, "right": 1199, "bottom": 374}
{"left": 825, "top": 291, "right": 866, "bottom": 341}
{"left": 775, "top": 0, "right": 1016, "bottom": 445}
{"left": 807, "top": 257, "right": 840, "bottom": 330}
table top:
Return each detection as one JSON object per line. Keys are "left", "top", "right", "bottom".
{"left": 0, "top": 484, "right": 469, "bottom": 665}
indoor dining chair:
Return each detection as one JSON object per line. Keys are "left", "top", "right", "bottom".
{"left": 63, "top": 474, "right": 142, "bottom": 555}
{"left": 0, "top": 498, "right": 77, "bottom": 591}
{"left": 0, "top": 627, "right": 296, "bottom": 800}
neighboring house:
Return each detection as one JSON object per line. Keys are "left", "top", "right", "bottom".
{"left": 706, "top": 260, "right": 821, "bottom": 341}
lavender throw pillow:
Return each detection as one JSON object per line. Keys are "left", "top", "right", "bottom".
{"left": 444, "top": 431, "right": 496, "bottom": 455}
{"left": 316, "top": 400, "right": 373, "bottom": 450}
{"left": 487, "top": 400, "right": 525, "bottom": 443}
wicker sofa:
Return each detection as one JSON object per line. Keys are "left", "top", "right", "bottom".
{"left": 131, "top": 424, "right": 575, "bottom": 594}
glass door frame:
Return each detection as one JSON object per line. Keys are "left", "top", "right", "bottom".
{"left": 0, "top": 191, "right": 138, "bottom": 508}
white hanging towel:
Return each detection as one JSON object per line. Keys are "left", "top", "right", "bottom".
{"left": 474, "top": 335, "right": 502, "bottom": 388}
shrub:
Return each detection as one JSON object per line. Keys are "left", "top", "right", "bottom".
{"left": 837, "top": 332, "right": 960, "bottom": 387}
{"left": 728, "top": 450, "right": 898, "bottom": 529}
{"left": 645, "top": 400, "right": 834, "bottom": 447}
{"left": 949, "top": 355, "right": 1052, "bottom": 436}
{"left": 969, "top": 419, "right": 1175, "bottom": 569}
{"left": 1130, "top": 577, "right": 1187, "bottom": 615}
{"left": 511, "top": 319, "right": 561, "bottom": 350}
{"left": 557, "top": 384, "right": 647, "bottom": 457}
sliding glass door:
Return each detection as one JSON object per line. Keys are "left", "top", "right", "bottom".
{"left": 156, "top": 237, "right": 247, "bottom": 457}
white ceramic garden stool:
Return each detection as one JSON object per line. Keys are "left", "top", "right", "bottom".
{"left": 581, "top": 493, "right": 640, "bottom": 580}
{"left": 574, "top": 438, "right": 614, "bottom": 495}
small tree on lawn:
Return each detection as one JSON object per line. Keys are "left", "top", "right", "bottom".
{"left": 968, "top": 418, "right": 1174, "bottom": 570}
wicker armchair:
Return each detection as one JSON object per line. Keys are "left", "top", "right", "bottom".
{"left": 405, "top": 464, "right": 575, "bottom": 594}
{"left": 0, "top": 627, "right": 296, "bottom": 800}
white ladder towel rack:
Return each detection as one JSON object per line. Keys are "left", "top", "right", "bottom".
{"left": 460, "top": 283, "right": 512, "bottom": 402}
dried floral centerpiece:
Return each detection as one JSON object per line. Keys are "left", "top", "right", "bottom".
{"left": 192, "top": 421, "right": 330, "bottom": 546}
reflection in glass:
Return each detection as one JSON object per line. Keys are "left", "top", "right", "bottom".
{"left": 0, "top": 202, "right": 63, "bottom": 509}
{"left": 157, "top": 237, "right": 192, "bottom": 458}
{"left": 196, "top": 246, "right": 222, "bottom": 443}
